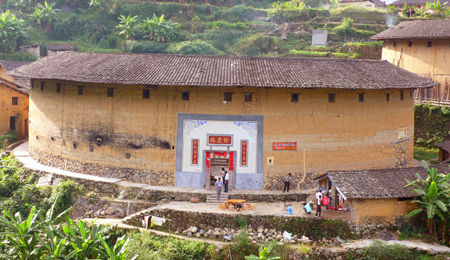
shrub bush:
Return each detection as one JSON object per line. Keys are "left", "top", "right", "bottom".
{"left": 0, "top": 52, "right": 38, "bottom": 61}
{"left": 0, "top": 131, "right": 17, "bottom": 149}
{"left": 362, "top": 240, "right": 413, "bottom": 260}
{"left": 232, "top": 33, "right": 278, "bottom": 55}
{"left": 167, "top": 40, "right": 224, "bottom": 55}
{"left": 190, "top": 29, "right": 246, "bottom": 52}
{"left": 207, "top": 21, "right": 248, "bottom": 30}
{"left": 288, "top": 50, "right": 328, "bottom": 57}
{"left": 126, "top": 40, "right": 170, "bottom": 54}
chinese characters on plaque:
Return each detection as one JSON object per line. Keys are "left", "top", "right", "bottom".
{"left": 192, "top": 139, "right": 199, "bottom": 165}
{"left": 273, "top": 142, "right": 297, "bottom": 150}
{"left": 241, "top": 140, "right": 248, "bottom": 166}
{"left": 208, "top": 135, "right": 232, "bottom": 145}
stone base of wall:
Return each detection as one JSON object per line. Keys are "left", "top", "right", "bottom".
{"left": 30, "top": 149, "right": 174, "bottom": 186}
{"left": 70, "top": 196, "right": 156, "bottom": 219}
{"left": 264, "top": 172, "right": 320, "bottom": 191}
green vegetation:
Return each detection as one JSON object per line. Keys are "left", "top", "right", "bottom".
{"left": 414, "top": 104, "right": 450, "bottom": 148}
{"left": 124, "top": 232, "right": 218, "bottom": 259}
{"left": 233, "top": 34, "right": 278, "bottom": 55}
{"left": 30, "top": 1, "right": 60, "bottom": 32}
{"left": 405, "top": 162, "right": 450, "bottom": 244}
{"left": 0, "top": 11, "right": 27, "bottom": 53}
{"left": 245, "top": 241, "right": 280, "bottom": 260}
{"left": 0, "top": 131, "right": 17, "bottom": 149}
{"left": 414, "top": 147, "right": 439, "bottom": 163}
{"left": 167, "top": 40, "right": 224, "bottom": 55}
{"left": 141, "top": 14, "right": 179, "bottom": 43}
{"left": 288, "top": 50, "right": 328, "bottom": 57}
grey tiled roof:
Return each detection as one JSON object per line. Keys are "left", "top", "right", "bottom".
{"left": 372, "top": 20, "right": 450, "bottom": 40}
{"left": 46, "top": 43, "right": 74, "bottom": 51}
{"left": 436, "top": 140, "right": 450, "bottom": 154}
{"left": 0, "top": 60, "right": 31, "bottom": 71}
{"left": 327, "top": 162, "right": 450, "bottom": 199}
{"left": 8, "top": 52, "right": 436, "bottom": 89}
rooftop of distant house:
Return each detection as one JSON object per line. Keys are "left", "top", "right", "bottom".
{"left": 315, "top": 161, "right": 450, "bottom": 199}
{"left": 0, "top": 60, "right": 31, "bottom": 72}
{"left": 372, "top": 19, "right": 450, "bottom": 40}
{"left": 339, "top": 0, "right": 386, "bottom": 6}
{"left": 389, "top": 0, "right": 439, "bottom": 5}
{"left": 20, "top": 43, "right": 41, "bottom": 48}
{"left": 436, "top": 140, "right": 450, "bottom": 154}
{"left": 8, "top": 52, "right": 436, "bottom": 90}
{"left": 45, "top": 43, "right": 74, "bottom": 51}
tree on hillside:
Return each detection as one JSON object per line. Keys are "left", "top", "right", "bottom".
{"left": 116, "top": 15, "right": 139, "bottom": 40}
{"left": 30, "top": 1, "right": 61, "bottom": 32}
{"left": 140, "top": 14, "right": 178, "bottom": 43}
{"left": 405, "top": 161, "right": 450, "bottom": 243}
{"left": 426, "top": 0, "right": 448, "bottom": 17}
{"left": 0, "top": 11, "right": 28, "bottom": 53}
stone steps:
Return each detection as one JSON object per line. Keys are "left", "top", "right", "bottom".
{"left": 205, "top": 194, "right": 228, "bottom": 205}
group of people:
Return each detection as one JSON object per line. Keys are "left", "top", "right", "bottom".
{"left": 215, "top": 167, "right": 230, "bottom": 200}
{"left": 303, "top": 188, "right": 331, "bottom": 217}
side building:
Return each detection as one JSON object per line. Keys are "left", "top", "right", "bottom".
{"left": 372, "top": 20, "right": 450, "bottom": 102}
{"left": 9, "top": 53, "right": 435, "bottom": 190}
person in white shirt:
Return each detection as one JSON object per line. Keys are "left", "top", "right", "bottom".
{"left": 224, "top": 171, "right": 229, "bottom": 193}
{"left": 316, "top": 194, "right": 322, "bottom": 217}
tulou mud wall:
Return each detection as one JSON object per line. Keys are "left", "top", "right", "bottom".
{"left": 29, "top": 79, "right": 415, "bottom": 188}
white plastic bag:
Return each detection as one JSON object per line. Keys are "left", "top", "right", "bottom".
{"left": 283, "top": 231, "right": 292, "bottom": 241}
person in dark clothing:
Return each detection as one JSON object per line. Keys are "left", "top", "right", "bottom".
{"left": 283, "top": 173, "right": 292, "bottom": 192}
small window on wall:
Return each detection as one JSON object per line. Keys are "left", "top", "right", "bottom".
{"left": 77, "top": 86, "right": 84, "bottom": 95}
{"left": 328, "top": 93, "right": 336, "bottom": 103}
{"left": 56, "top": 84, "right": 61, "bottom": 93}
{"left": 10, "top": 117, "right": 15, "bottom": 131}
{"left": 107, "top": 88, "right": 114, "bottom": 97}
{"left": 408, "top": 41, "right": 413, "bottom": 47}
{"left": 11, "top": 97, "right": 18, "bottom": 105}
{"left": 398, "top": 197, "right": 414, "bottom": 202}
{"left": 386, "top": 93, "right": 391, "bottom": 102}
{"left": 40, "top": 82, "right": 44, "bottom": 90}
{"left": 182, "top": 92, "right": 189, "bottom": 101}
{"left": 245, "top": 93, "right": 253, "bottom": 102}
{"left": 358, "top": 93, "right": 365, "bottom": 102}
{"left": 410, "top": 90, "right": 413, "bottom": 99}
{"left": 393, "top": 41, "right": 397, "bottom": 47}
{"left": 398, "top": 128, "right": 407, "bottom": 139}
{"left": 400, "top": 90, "right": 404, "bottom": 101}
{"left": 427, "top": 41, "right": 433, "bottom": 48}
{"left": 142, "top": 90, "right": 150, "bottom": 99}
{"left": 291, "top": 93, "right": 299, "bottom": 102}
{"left": 224, "top": 92, "right": 233, "bottom": 102}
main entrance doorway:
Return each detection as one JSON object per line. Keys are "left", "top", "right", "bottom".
{"left": 207, "top": 158, "right": 233, "bottom": 190}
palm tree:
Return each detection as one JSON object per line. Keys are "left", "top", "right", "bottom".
{"left": 140, "top": 14, "right": 178, "bottom": 43}
{"left": 116, "top": 15, "right": 139, "bottom": 40}
{"left": 0, "top": 11, "right": 28, "bottom": 53}
{"left": 30, "top": 1, "right": 61, "bottom": 32}
{"left": 405, "top": 161, "right": 450, "bottom": 240}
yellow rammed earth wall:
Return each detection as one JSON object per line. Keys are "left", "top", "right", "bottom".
{"left": 382, "top": 39, "right": 450, "bottom": 98}
{"left": 0, "top": 85, "right": 29, "bottom": 139}
{"left": 0, "top": 66, "right": 16, "bottom": 83}
{"left": 28, "top": 80, "right": 415, "bottom": 187}
{"left": 348, "top": 198, "right": 418, "bottom": 223}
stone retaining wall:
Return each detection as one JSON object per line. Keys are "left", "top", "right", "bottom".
{"left": 30, "top": 149, "right": 173, "bottom": 186}
{"left": 70, "top": 196, "right": 156, "bottom": 219}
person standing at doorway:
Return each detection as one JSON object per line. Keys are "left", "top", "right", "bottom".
{"left": 283, "top": 173, "right": 292, "bottom": 192}
{"left": 215, "top": 177, "right": 223, "bottom": 200}
{"left": 221, "top": 167, "right": 226, "bottom": 179}
{"left": 224, "top": 171, "right": 229, "bottom": 193}
{"left": 316, "top": 194, "right": 322, "bottom": 217}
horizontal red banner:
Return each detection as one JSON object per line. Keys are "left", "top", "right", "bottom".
{"left": 208, "top": 135, "right": 232, "bottom": 145}
{"left": 273, "top": 142, "right": 297, "bottom": 150}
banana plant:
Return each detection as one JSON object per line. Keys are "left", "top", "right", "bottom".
{"left": 30, "top": 1, "right": 61, "bottom": 32}
{"left": 116, "top": 15, "right": 139, "bottom": 40}
{"left": 140, "top": 14, "right": 179, "bottom": 43}
{"left": 245, "top": 241, "right": 280, "bottom": 260}
{"left": 98, "top": 234, "right": 138, "bottom": 260}
{"left": 405, "top": 161, "right": 450, "bottom": 239}
{"left": 0, "top": 206, "right": 41, "bottom": 259}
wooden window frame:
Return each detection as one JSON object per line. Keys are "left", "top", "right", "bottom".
{"left": 11, "top": 97, "right": 18, "bottom": 106}
{"left": 358, "top": 93, "right": 365, "bottom": 102}
{"left": 427, "top": 41, "right": 433, "bottom": 48}
{"left": 142, "top": 89, "right": 150, "bottom": 99}
{"left": 77, "top": 86, "right": 84, "bottom": 95}
{"left": 386, "top": 93, "right": 391, "bottom": 102}
{"left": 408, "top": 41, "right": 413, "bottom": 47}
{"left": 328, "top": 93, "right": 336, "bottom": 103}
{"left": 291, "top": 93, "right": 299, "bottom": 103}
{"left": 244, "top": 93, "right": 253, "bottom": 102}
{"left": 400, "top": 90, "right": 404, "bottom": 101}
{"left": 56, "top": 84, "right": 61, "bottom": 93}
{"left": 182, "top": 92, "right": 189, "bottom": 101}
{"left": 224, "top": 92, "right": 233, "bottom": 102}
{"left": 107, "top": 88, "right": 114, "bottom": 97}
{"left": 393, "top": 41, "right": 396, "bottom": 47}
{"left": 40, "top": 82, "right": 44, "bottom": 91}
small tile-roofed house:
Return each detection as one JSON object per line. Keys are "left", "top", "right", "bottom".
{"left": 372, "top": 20, "right": 450, "bottom": 102}
{"left": 46, "top": 43, "right": 74, "bottom": 56}
{"left": 436, "top": 140, "right": 450, "bottom": 162}
{"left": 20, "top": 43, "right": 41, "bottom": 58}
{"left": 315, "top": 161, "right": 450, "bottom": 223}
{"left": 8, "top": 52, "right": 435, "bottom": 191}
{"left": 389, "top": 0, "right": 439, "bottom": 8}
